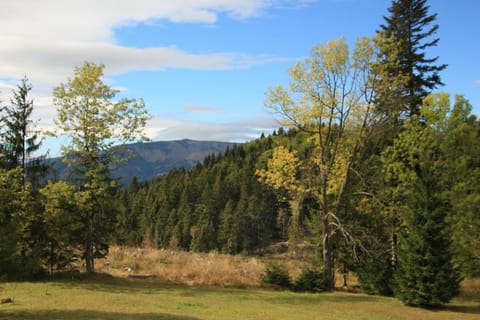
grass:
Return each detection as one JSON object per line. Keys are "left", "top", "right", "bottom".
{"left": 98, "top": 245, "right": 348, "bottom": 288}
{"left": 1, "top": 247, "right": 478, "bottom": 319}
{"left": 101, "top": 246, "right": 267, "bottom": 287}
{"left": 0, "top": 277, "right": 479, "bottom": 320}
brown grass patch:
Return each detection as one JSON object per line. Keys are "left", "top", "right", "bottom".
{"left": 96, "top": 245, "right": 361, "bottom": 289}
{"left": 98, "top": 246, "right": 266, "bottom": 287}
{"left": 460, "top": 278, "right": 480, "bottom": 301}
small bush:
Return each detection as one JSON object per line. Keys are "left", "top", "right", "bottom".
{"left": 261, "top": 262, "right": 292, "bottom": 289}
{"left": 293, "top": 267, "right": 326, "bottom": 292}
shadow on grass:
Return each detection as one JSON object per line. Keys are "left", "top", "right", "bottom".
{"left": 48, "top": 275, "right": 402, "bottom": 305}
{"left": 265, "top": 292, "right": 384, "bottom": 305}
{"left": 51, "top": 274, "right": 171, "bottom": 294}
{"left": 0, "top": 309, "right": 200, "bottom": 320}
{"left": 50, "top": 274, "right": 252, "bottom": 297}
{"left": 436, "top": 304, "right": 480, "bottom": 315}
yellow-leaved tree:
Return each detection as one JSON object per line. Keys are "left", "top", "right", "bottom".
{"left": 52, "top": 61, "right": 151, "bottom": 272}
{"left": 258, "top": 37, "right": 379, "bottom": 290}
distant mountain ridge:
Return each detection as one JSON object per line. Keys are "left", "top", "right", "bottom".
{"left": 50, "top": 139, "right": 236, "bottom": 186}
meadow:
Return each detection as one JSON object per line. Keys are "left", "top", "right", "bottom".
{"left": 1, "top": 247, "right": 479, "bottom": 320}
{"left": 0, "top": 277, "right": 479, "bottom": 320}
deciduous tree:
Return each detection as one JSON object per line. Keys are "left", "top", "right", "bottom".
{"left": 261, "top": 37, "right": 378, "bottom": 290}
{"left": 52, "top": 61, "right": 151, "bottom": 272}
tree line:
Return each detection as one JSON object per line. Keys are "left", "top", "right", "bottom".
{"left": 0, "top": 0, "right": 478, "bottom": 308}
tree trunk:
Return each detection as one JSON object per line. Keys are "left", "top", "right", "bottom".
{"left": 322, "top": 212, "right": 334, "bottom": 290}
{"left": 85, "top": 209, "right": 94, "bottom": 273}
{"left": 49, "top": 243, "right": 54, "bottom": 276}
{"left": 390, "top": 224, "right": 397, "bottom": 270}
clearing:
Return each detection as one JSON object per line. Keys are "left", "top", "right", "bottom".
{"left": 0, "top": 277, "right": 479, "bottom": 320}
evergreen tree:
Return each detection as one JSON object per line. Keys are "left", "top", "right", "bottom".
{"left": 39, "top": 181, "right": 81, "bottom": 275}
{"left": 442, "top": 95, "right": 480, "bottom": 278}
{"left": 382, "top": 93, "right": 461, "bottom": 306}
{"left": 115, "top": 133, "right": 285, "bottom": 254}
{"left": 378, "top": 0, "right": 446, "bottom": 118}
{"left": 0, "top": 77, "right": 48, "bottom": 186}
{"left": 0, "top": 168, "right": 42, "bottom": 279}
{"left": 218, "top": 200, "right": 238, "bottom": 254}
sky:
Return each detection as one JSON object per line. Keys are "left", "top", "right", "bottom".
{"left": 0, "top": 0, "right": 479, "bottom": 156}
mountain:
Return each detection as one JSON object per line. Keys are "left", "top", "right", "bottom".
{"left": 49, "top": 139, "right": 236, "bottom": 186}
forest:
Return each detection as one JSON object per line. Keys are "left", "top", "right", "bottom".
{"left": 0, "top": 0, "right": 478, "bottom": 308}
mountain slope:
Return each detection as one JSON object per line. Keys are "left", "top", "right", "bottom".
{"left": 50, "top": 139, "right": 236, "bottom": 186}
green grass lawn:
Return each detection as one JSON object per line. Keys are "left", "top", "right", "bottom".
{"left": 0, "top": 277, "right": 479, "bottom": 320}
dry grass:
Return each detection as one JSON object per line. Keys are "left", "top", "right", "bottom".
{"left": 98, "top": 246, "right": 475, "bottom": 296}
{"left": 98, "top": 246, "right": 266, "bottom": 287}
{"left": 97, "top": 246, "right": 361, "bottom": 289}
{"left": 460, "top": 279, "right": 480, "bottom": 301}
{"left": 1, "top": 246, "right": 478, "bottom": 319}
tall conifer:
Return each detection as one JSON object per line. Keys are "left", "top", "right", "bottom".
{"left": 0, "top": 77, "right": 48, "bottom": 186}
{"left": 378, "top": 0, "right": 446, "bottom": 118}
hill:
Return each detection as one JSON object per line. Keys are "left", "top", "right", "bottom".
{"left": 49, "top": 139, "right": 236, "bottom": 186}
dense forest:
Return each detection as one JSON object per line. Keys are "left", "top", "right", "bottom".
{"left": 1, "top": 0, "right": 479, "bottom": 307}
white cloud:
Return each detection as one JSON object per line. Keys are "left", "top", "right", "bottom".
{"left": 475, "top": 80, "right": 480, "bottom": 86}
{"left": 146, "top": 116, "right": 278, "bottom": 142}
{"left": 0, "top": 0, "right": 291, "bottom": 152}
{"left": 0, "top": 1, "right": 289, "bottom": 85}
{"left": 41, "top": 116, "right": 278, "bottom": 157}
{"left": 183, "top": 104, "right": 227, "bottom": 115}
{"left": 0, "top": 0, "right": 270, "bottom": 43}
{"left": 0, "top": 36, "right": 276, "bottom": 84}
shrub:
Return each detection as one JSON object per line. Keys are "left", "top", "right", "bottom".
{"left": 293, "top": 267, "right": 326, "bottom": 292}
{"left": 260, "top": 262, "right": 292, "bottom": 289}
{"left": 356, "top": 255, "right": 394, "bottom": 296}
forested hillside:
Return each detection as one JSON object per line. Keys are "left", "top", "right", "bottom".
{"left": 112, "top": 130, "right": 295, "bottom": 253}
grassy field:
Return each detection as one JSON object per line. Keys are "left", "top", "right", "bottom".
{"left": 1, "top": 277, "right": 479, "bottom": 320}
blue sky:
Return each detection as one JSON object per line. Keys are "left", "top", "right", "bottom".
{"left": 0, "top": 0, "right": 478, "bottom": 156}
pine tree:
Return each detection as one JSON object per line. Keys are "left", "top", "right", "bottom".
{"left": 378, "top": 0, "right": 446, "bottom": 118}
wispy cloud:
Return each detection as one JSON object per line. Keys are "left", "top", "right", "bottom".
{"left": 0, "top": 80, "right": 15, "bottom": 90}
{"left": 475, "top": 80, "right": 480, "bottom": 86}
{"left": 182, "top": 104, "right": 228, "bottom": 115}
{"left": 147, "top": 116, "right": 278, "bottom": 142}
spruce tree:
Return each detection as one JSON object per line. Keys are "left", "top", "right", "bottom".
{"left": 395, "top": 180, "right": 460, "bottom": 306}
{"left": 382, "top": 93, "right": 462, "bottom": 306}
{"left": 378, "top": 0, "right": 446, "bottom": 118}
{"left": 0, "top": 77, "right": 48, "bottom": 186}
